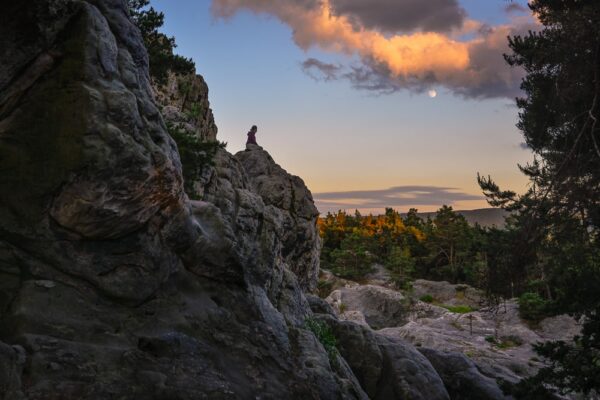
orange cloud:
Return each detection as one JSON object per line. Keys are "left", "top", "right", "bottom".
{"left": 211, "top": 0, "right": 538, "bottom": 97}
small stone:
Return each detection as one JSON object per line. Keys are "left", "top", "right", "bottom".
{"left": 48, "top": 362, "right": 61, "bottom": 371}
{"left": 34, "top": 280, "right": 56, "bottom": 289}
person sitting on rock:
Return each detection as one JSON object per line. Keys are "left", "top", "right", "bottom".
{"left": 247, "top": 125, "right": 258, "bottom": 146}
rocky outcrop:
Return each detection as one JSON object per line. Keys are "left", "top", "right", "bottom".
{"left": 418, "top": 348, "right": 510, "bottom": 400}
{"left": 235, "top": 146, "right": 322, "bottom": 292}
{"left": 156, "top": 71, "right": 218, "bottom": 142}
{"left": 322, "top": 272, "right": 580, "bottom": 396}
{"left": 379, "top": 299, "right": 580, "bottom": 385}
{"left": 314, "top": 314, "right": 451, "bottom": 400}
{"left": 195, "top": 143, "right": 321, "bottom": 297}
{"left": 0, "top": 1, "right": 360, "bottom": 398}
{"left": 412, "top": 279, "right": 484, "bottom": 308}
{"left": 326, "top": 284, "right": 410, "bottom": 329}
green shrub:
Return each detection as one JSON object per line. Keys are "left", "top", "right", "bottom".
{"left": 486, "top": 335, "right": 522, "bottom": 349}
{"left": 185, "top": 102, "right": 202, "bottom": 121}
{"left": 305, "top": 317, "right": 338, "bottom": 364}
{"left": 328, "top": 233, "right": 375, "bottom": 280}
{"left": 518, "top": 292, "right": 549, "bottom": 322}
{"left": 442, "top": 304, "right": 474, "bottom": 314}
{"left": 450, "top": 320, "right": 464, "bottom": 331}
{"left": 497, "top": 335, "right": 523, "bottom": 349}
{"left": 128, "top": 0, "right": 196, "bottom": 85}
{"left": 420, "top": 294, "right": 434, "bottom": 303}
{"left": 317, "top": 279, "right": 334, "bottom": 298}
{"left": 168, "top": 124, "right": 225, "bottom": 199}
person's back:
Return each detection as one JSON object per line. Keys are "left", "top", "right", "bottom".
{"left": 247, "top": 125, "right": 258, "bottom": 146}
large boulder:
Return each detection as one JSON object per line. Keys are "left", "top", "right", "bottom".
{"left": 418, "top": 348, "right": 510, "bottom": 400}
{"left": 326, "top": 284, "right": 409, "bottom": 329}
{"left": 375, "top": 335, "right": 450, "bottom": 400}
{"left": 316, "top": 315, "right": 450, "bottom": 400}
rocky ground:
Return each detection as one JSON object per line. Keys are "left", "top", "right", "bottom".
{"left": 321, "top": 268, "right": 582, "bottom": 396}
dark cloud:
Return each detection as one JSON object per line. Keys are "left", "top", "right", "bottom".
{"left": 301, "top": 58, "right": 343, "bottom": 81}
{"left": 300, "top": 18, "right": 536, "bottom": 99}
{"left": 313, "top": 186, "right": 483, "bottom": 213}
{"left": 519, "top": 142, "right": 529, "bottom": 150}
{"left": 505, "top": 3, "right": 528, "bottom": 14}
{"left": 211, "top": 0, "right": 321, "bottom": 18}
{"left": 330, "top": 0, "right": 466, "bottom": 33}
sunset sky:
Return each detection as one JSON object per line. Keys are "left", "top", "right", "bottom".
{"left": 152, "top": 0, "right": 535, "bottom": 213}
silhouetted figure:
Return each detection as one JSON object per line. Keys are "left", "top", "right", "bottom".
{"left": 247, "top": 125, "right": 258, "bottom": 145}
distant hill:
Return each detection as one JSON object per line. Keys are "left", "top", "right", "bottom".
{"left": 410, "top": 208, "right": 509, "bottom": 228}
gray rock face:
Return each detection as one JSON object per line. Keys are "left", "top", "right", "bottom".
{"left": 316, "top": 315, "right": 450, "bottom": 400}
{"left": 156, "top": 72, "right": 218, "bottom": 142}
{"left": 0, "top": 342, "right": 25, "bottom": 400}
{"left": 306, "top": 293, "right": 337, "bottom": 316}
{"left": 196, "top": 144, "right": 321, "bottom": 307}
{"left": 380, "top": 299, "right": 580, "bottom": 385}
{"left": 412, "top": 279, "right": 484, "bottom": 308}
{"left": 326, "top": 284, "right": 409, "bottom": 329}
{"left": 419, "top": 348, "right": 510, "bottom": 400}
{"left": 0, "top": 1, "right": 360, "bottom": 398}
{"left": 235, "top": 146, "right": 322, "bottom": 292}
{"left": 375, "top": 335, "right": 451, "bottom": 400}
{"left": 320, "top": 271, "right": 580, "bottom": 397}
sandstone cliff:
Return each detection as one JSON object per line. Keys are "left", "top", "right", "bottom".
{"left": 157, "top": 72, "right": 218, "bottom": 142}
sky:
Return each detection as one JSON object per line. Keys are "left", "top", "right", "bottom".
{"left": 151, "top": 0, "right": 535, "bottom": 214}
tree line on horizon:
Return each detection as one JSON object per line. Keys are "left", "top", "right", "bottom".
{"left": 319, "top": 206, "right": 537, "bottom": 301}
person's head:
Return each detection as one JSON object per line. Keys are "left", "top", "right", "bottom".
{"left": 250, "top": 125, "right": 257, "bottom": 133}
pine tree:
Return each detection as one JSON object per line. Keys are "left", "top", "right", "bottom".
{"left": 480, "top": 1, "right": 600, "bottom": 396}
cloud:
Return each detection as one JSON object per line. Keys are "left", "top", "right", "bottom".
{"left": 211, "top": 0, "right": 538, "bottom": 98}
{"left": 313, "top": 186, "right": 484, "bottom": 213}
{"left": 301, "top": 58, "right": 343, "bottom": 81}
{"left": 329, "top": 0, "right": 466, "bottom": 33}
{"left": 505, "top": 3, "right": 528, "bottom": 14}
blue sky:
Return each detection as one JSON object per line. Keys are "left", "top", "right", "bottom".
{"left": 152, "top": 0, "right": 534, "bottom": 213}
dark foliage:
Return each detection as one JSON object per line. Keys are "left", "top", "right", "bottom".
{"left": 480, "top": 0, "right": 600, "bottom": 396}
{"left": 128, "top": 0, "right": 195, "bottom": 84}
{"left": 168, "top": 125, "right": 225, "bottom": 199}
{"left": 319, "top": 207, "right": 494, "bottom": 289}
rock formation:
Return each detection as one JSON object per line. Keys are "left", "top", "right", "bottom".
{"left": 324, "top": 273, "right": 580, "bottom": 398}
{"left": 327, "top": 285, "right": 409, "bottom": 329}
{"left": 0, "top": 1, "right": 360, "bottom": 398}
{"left": 157, "top": 72, "right": 218, "bottom": 142}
